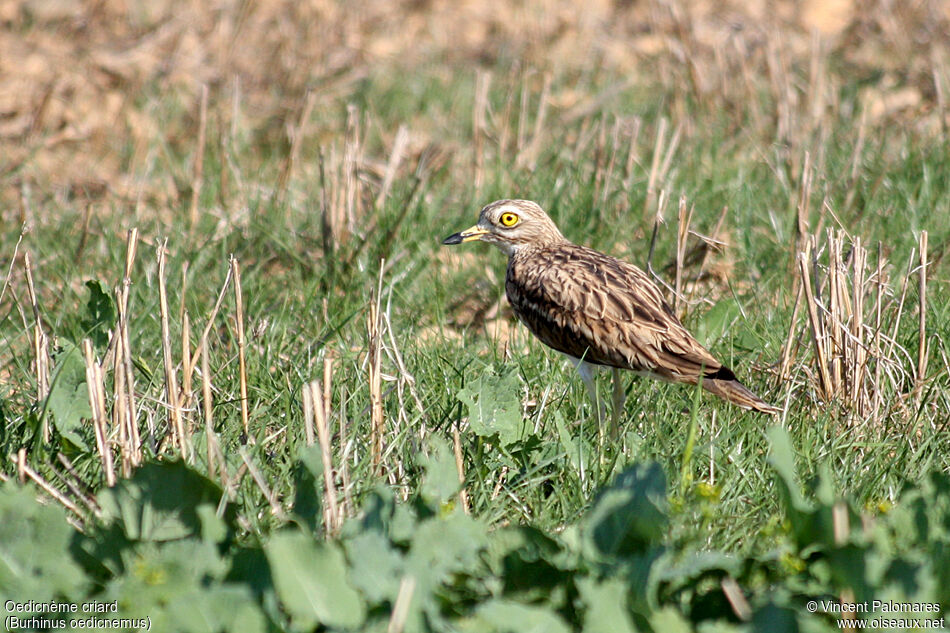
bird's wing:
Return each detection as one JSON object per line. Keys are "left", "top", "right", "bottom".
{"left": 506, "top": 244, "right": 723, "bottom": 382}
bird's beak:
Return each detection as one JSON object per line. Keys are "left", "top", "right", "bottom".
{"left": 442, "top": 225, "right": 488, "bottom": 245}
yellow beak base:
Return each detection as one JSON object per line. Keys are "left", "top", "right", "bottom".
{"left": 442, "top": 225, "right": 488, "bottom": 245}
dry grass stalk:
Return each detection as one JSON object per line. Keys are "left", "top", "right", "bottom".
{"left": 599, "top": 117, "right": 622, "bottom": 207}
{"left": 116, "top": 228, "right": 142, "bottom": 462}
{"left": 791, "top": 228, "right": 926, "bottom": 418}
{"left": 51, "top": 454, "right": 99, "bottom": 516}
{"left": 872, "top": 243, "right": 885, "bottom": 422}
{"left": 110, "top": 318, "right": 131, "bottom": 478}
{"left": 517, "top": 72, "right": 551, "bottom": 170}
{"left": 798, "top": 240, "right": 834, "bottom": 402}
{"left": 82, "top": 340, "right": 116, "bottom": 486}
{"left": 367, "top": 289, "right": 385, "bottom": 475}
{"left": 13, "top": 449, "right": 84, "bottom": 518}
{"left": 796, "top": 151, "right": 813, "bottom": 246}
{"left": 231, "top": 256, "right": 250, "bottom": 439}
{"left": 674, "top": 195, "right": 693, "bottom": 315}
{"left": 452, "top": 423, "right": 470, "bottom": 514}
{"left": 275, "top": 89, "right": 317, "bottom": 206}
{"left": 343, "top": 103, "right": 363, "bottom": 235}
{"left": 621, "top": 117, "right": 643, "bottom": 203}
{"left": 721, "top": 577, "right": 751, "bottom": 622}
{"left": 376, "top": 124, "right": 410, "bottom": 209}
{"left": 200, "top": 336, "right": 219, "bottom": 480}
{"left": 189, "top": 83, "right": 209, "bottom": 226}
{"left": 387, "top": 576, "right": 416, "bottom": 633}
{"left": 23, "top": 252, "right": 51, "bottom": 441}
{"left": 516, "top": 70, "right": 531, "bottom": 158}
{"left": 238, "top": 447, "right": 285, "bottom": 520}
{"left": 157, "top": 240, "right": 189, "bottom": 460}
{"left": 473, "top": 70, "right": 491, "bottom": 191}
{"left": 306, "top": 380, "right": 341, "bottom": 534}
{"left": 187, "top": 261, "right": 234, "bottom": 378}
{"left": 850, "top": 238, "right": 868, "bottom": 408}
{"left": 917, "top": 230, "right": 928, "bottom": 386}
{"left": 302, "top": 381, "right": 316, "bottom": 446}
{"left": 181, "top": 310, "right": 194, "bottom": 415}
{"left": 317, "top": 148, "right": 336, "bottom": 284}
{"left": 644, "top": 117, "right": 667, "bottom": 218}
{"left": 323, "top": 354, "right": 334, "bottom": 426}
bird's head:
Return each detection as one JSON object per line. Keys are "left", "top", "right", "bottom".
{"left": 442, "top": 199, "right": 565, "bottom": 256}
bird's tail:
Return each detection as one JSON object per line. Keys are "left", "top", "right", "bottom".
{"left": 703, "top": 370, "right": 781, "bottom": 415}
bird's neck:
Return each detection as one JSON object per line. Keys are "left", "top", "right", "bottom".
{"left": 506, "top": 236, "right": 569, "bottom": 262}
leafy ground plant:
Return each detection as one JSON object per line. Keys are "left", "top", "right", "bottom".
{"left": 2, "top": 430, "right": 949, "bottom": 632}
{"left": 2, "top": 1, "right": 950, "bottom": 631}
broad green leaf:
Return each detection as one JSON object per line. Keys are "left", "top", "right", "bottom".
{"left": 473, "top": 599, "right": 571, "bottom": 633}
{"left": 98, "top": 461, "right": 233, "bottom": 542}
{"left": 456, "top": 369, "right": 528, "bottom": 446}
{"left": 46, "top": 340, "right": 91, "bottom": 449}
{"left": 487, "top": 526, "right": 570, "bottom": 602}
{"left": 420, "top": 435, "right": 461, "bottom": 508}
{"left": 750, "top": 603, "right": 799, "bottom": 633}
{"left": 81, "top": 279, "right": 117, "bottom": 350}
{"left": 766, "top": 426, "right": 806, "bottom": 512}
{"left": 582, "top": 462, "right": 668, "bottom": 559}
{"left": 0, "top": 483, "right": 88, "bottom": 603}
{"left": 165, "top": 584, "right": 268, "bottom": 633}
{"left": 648, "top": 607, "right": 692, "bottom": 633}
{"left": 406, "top": 511, "right": 488, "bottom": 583}
{"left": 105, "top": 539, "right": 228, "bottom": 613}
{"left": 264, "top": 530, "right": 365, "bottom": 630}
{"left": 345, "top": 530, "right": 403, "bottom": 605}
{"left": 404, "top": 512, "right": 489, "bottom": 629}
{"left": 695, "top": 298, "right": 740, "bottom": 347}
{"left": 291, "top": 444, "right": 324, "bottom": 535}
{"left": 577, "top": 576, "right": 638, "bottom": 633}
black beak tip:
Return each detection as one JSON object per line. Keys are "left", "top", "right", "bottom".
{"left": 442, "top": 233, "right": 463, "bottom": 245}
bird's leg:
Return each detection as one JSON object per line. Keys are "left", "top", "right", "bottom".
{"left": 568, "top": 356, "right": 606, "bottom": 428}
{"left": 609, "top": 367, "right": 625, "bottom": 436}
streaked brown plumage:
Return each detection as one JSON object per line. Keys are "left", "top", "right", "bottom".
{"left": 443, "top": 199, "right": 780, "bottom": 416}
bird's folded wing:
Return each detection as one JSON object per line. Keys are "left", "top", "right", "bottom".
{"left": 508, "top": 245, "right": 723, "bottom": 380}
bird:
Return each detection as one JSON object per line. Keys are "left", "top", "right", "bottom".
{"left": 442, "top": 199, "right": 780, "bottom": 428}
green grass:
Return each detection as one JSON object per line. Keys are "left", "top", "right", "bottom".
{"left": 2, "top": 48, "right": 950, "bottom": 630}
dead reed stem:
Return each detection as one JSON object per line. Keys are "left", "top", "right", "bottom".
{"left": 343, "top": 103, "right": 362, "bottom": 236}
{"left": 12, "top": 450, "right": 84, "bottom": 517}
{"left": 306, "top": 380, "right": 341, "bottom": 534}
{"left": 518, "top": 72, "right": 551, "bottom": 170}
{"left": 189, "top": 83, "right": 209, "bottom": 226}
{"left": 239, "top": 447, "right": 285, "bottom": 520}
{"left": 917, "top": 230, "right": 928, "bottom": 387}
{"left": 231, "top": 256, "right": 250, "bottom": 439}
{"left": 452, "top": 423, "right": 470, "bottom": 514}
{"left": 187, "top": 261, "right": 234, "bottom": 377}
{"left": 779, "top": 281, "right": 804, "bottom": 382}
{"left": 157, "top": 240, "right": 189, "bottom": 460}
{"left": 367, "top": 289, "right": 384, "bottom": 476}
{"left": 23, "top": 252, "right": 50, "bottom": 441}
{"left": 644, "top": 117, "right": 667, "bottom": 219}
{"left": 799, "top": 241, "right": 834, "bottom": 402}
{"left": 276, "top": 88, "right": 316, "bottom": 206}
{"left": 674, "top": 195, "right": 692, "bottom": 316}
{"left": 117, "top": 228, "right": 142, "bottom": 462}
{"left": 473, "top": 70, "right": 491, "bottom": 191}
{"left": 200, "top": 335, "right": 218, "bottom": 480}
{"left": 376, "top": 124, "right": 409, "bottom": 209}
{"left": 0, "top": 226, "right": 25, "bottom": 308}
{"left": 302, "top": 382, "right": 316, "bottom": 446}
{"left": 82, "top": 339, "right": 116, "bottom": 486}
{"left": 181, "top": 310, "right": 193, "bottom": 415}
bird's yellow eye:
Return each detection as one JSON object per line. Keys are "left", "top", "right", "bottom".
{"left": 500, "top": 212, "right": 519, "bottom": 227}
